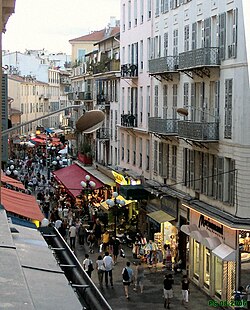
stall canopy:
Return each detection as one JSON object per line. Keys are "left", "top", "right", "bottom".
{"left": 147, "top": 210, "right": 175, "bottom": 224}
{"left": 53, "top": 164, "right": 104, "bottom": 197}
{"left": 1, "top": 187, "right": 44, "bottom": 221}
{"left": 212, "top": 243, "right": 236, "bottom": 261}
{"left": 1, "top": 174, "right": 25, "bottom": 190}
{"left": 201, "top": 236, "right": 221, "bottom": 250}
{"left": 119, "top": 185, "right": 149, "bottom": 200}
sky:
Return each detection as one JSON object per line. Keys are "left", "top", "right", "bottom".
{"left": 2, "top": 0, "right": 120, "bottom": 55}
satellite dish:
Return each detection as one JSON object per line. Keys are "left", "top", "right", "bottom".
{"left": 76, "top": 110, "right": 105, "bottom": 133}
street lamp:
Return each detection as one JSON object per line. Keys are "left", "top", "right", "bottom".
{"left": 177, "top": 105, "right": 219, "bottom": 121}
{"left": 80, "top": 175, "right": 96, "bottom": 219}
{"left": 5, "top": 162, "right": 19, "bottom": 179}
{"left": 106, "top": 192, "right": 125, "bottom": 237}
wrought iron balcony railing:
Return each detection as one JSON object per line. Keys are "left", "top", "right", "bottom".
{"left": 148, "top": 117, "right": 178, "bottom": 135}
{"left": 96, "top": 128, "right": 110, "bottom": 140}
{"left": 121, "top": 114, "right": 138, "bottom": 127}
{"left": 178, "top": 120, "right": 219, "bottom": 141}
{"left": 93, "top": 59, "right": 120, "bottom": 74}
{"left": 121, "top": 64, "right": 138, "bottom": 78}
{"left": 148, "top": 56, "right": 179, "bottom": 74}
{"left": 179, "top": 47, "right": 220, "bottom": 70}
{"left": 96, "top": 94, "right": 110, "bottom": 105}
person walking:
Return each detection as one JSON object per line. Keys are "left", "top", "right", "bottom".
{"left": 78, "top": 223, "right": 86, "bottom": 246}
{"left": 163, "top": 274, "right": 174, "bottom": 309}
{"left": 96, "top": 255, "right": 105, "bottom": 287}
{"left": 83, "top": 253, "right": 93, "bottom": 278}
{"left": 110, "top": 236, "right": 120, "bottom": 265}
{"left": 69, "top": 223, "right": 76, "bottom": 250}
{"left": 102, "top": 230, "right": 110, "bottom": 252}
{"left": 181, "top": 275, "right": 190, "bottom": 307}
{"left": 93, "top": 218, "right": 103, "bottom": 246}
{"left": 133, "top": 262, "right": 144, "bottom": 293}
{"left": 87, "top": 231, "right": 96, "bottom": 253}
{"left": 103, "top": 252, "right": 114, "bottom": 287}
{"left": 122, "top": 261, "right": 134, "bottom": 299}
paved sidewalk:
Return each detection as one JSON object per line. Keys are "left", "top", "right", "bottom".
{"left": 74, "top": 242, "right": 219, "bottom": 310}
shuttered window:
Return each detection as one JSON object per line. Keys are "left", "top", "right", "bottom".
{"left": 154, "top": 85, "right": 159, "bottom": 117}
{"left": 192, "top": 22, "right": 197, "bottom": 50}
{"left": 224, "top": 79, "right": 233, "bottom": 139}
{"left": 163, "top": 85, "right": 168, "bottom": 118}
{"left": 219, "top": 13, "right": 226, "bottom": 60}
{"left": 171, "top": 145, "right": 177, "bottom": 180}
{"left": 154, "top": 140, "right": 158, "bottom": 173}
{"left": 217, "top": 157, "right": 224, "bottom": 201}
{"left": 184, "top": 25, "right": 190, "bottom": 52}
{"left": 172, "top": 84, "right": 178, "bottom": 119}
{"left": 164, "top": 32, "right": 168, "bottom": 56}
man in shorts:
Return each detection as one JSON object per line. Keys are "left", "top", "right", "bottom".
{"left": 163, "top": 274, "right": 174, "bottom": 309}
{"left": 122, "top": 261, "right": 134, "bottom": 299}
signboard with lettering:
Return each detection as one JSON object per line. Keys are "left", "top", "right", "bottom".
{"left": 112, "top": 171, "right": 127, "bottom": 185}
{"left": 198, "top": 215, "right": 223, "bottom": 236}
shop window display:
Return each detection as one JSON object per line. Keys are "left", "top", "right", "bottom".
{"left": 204, "top": 247, "right": 210, "bottom": 289}
{"left": 214, "top": 256, "right": 222, "bottom": 297}
{"left": 239, "top": 232, "right": 250, "bottom": 262}
{"left": 193, "top": 240, "right": 200, "bottom": 280}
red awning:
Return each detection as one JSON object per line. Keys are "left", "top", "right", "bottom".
{"left": 1, "top": 175, "right": 25, "bottom": 190}
{"left": 53, "top": 164, "right": 104, "bottom": 197}
{"left": 1, "top": 187, "right": 44, "bottom": 221}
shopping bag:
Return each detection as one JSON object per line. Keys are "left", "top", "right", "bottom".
{"left": 120, "top": 248, "right": 125, "bottom": 258}
{"left": 99, "top": 243, "right": 103, "bottom": 253}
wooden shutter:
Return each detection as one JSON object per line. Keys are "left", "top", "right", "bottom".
{"left": 224, "top": 79, "right": 233, "bottom": 139}
{"left": 217, "top": 157, "right": 224, "bottom": 201}
{"left": 219, "top": 13, "right": 226, "bottom": 60}
{"left": 212, "top": 155, "right": 218, "bottom": 198}
{"left": 228, "top": 159, "right": 235, "bottom": 206}
{"left": 190, "top": 150, "right": 195, "bottom": 189}
{"left": 192, "top": 22, "right": 197, "bottom": 50}
{"left": 202, "top": 153, "right": 209, "bottom": 195}
{"left": 164, "top": 32, "right": 168, "bottom": 56}
{"left": 232, "top": 8, "right": 238, "bottom": 58}
{"left": 204, "top": 18, "right": 211, "bottom": 48}
{"left": 159, "top": 142, "right": 163, "bottom": 176}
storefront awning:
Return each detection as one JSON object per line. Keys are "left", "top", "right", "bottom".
{"left": 190, "top": 230, "right": 209, "bottom": 242}
{"left": 180, "top": 224, "right": 198, "bottom": 235}
{"left": 119, "top": 185, "right": 149, "bottom": 200}
{"left": 77, "top": 163, "right": 116, "bottom": 187}
{"left": 1, "top": 187, "right": 44, "bottom": 221}
{"left": 53, "top": 164, "right": 104, "bottom": 197}
{"left": 147, "top": 210, "right": 175, "bottom": 224}
{"left": 212, "top": 243, "right": 236, "bottom": 261}
{"left": 100, "top": 195, "right": 132, "bottom": 211}
{"left": 1, "top": 174, "right": 25, "bottom": 190}
{"left": 201, "top": 237, "right": 221, "bottom": 250}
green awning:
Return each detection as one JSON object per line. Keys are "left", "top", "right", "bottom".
{"left": 119, "top": 185, "right": 149, "bottom": 200}
{"left": 147, "top": 210, "right": 175, "bottom": 224}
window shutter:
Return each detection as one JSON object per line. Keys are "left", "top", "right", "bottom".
{"left": 190, "top": 150, "right": 195, "bottom": 189}
{"left": 204, "top": 17, "right": 211, "bottom": 48}
{"left": 163, "top": 84, "right": 168, "bottom": 118}
{"left": 214, "top": 81, "right": 220, "bottom": 120}
{"left": 202, "top": 153, "right": 209, "bottom": 195}
{"left": 228, "top": 159, "right": 235, "bottom": 206}
{"left": 164, "top": 32, "right": 168, "bottom": 56}
{"left": 159, "top": 142, "right": 163, "bottom": 176}
{"left": 191, "top": 83, "right": 196, "bottom": 121}
{"left": 161, "top": 0, "right": 164, "bottom": 13}
{"left": 224, "top": 79, "right": 233, "bottom": 139}
{"left": 154, "top": 141, "right": 158, "bottom": 173}
{"left": 212, "top": 155, "right": 218, "bottom": 198}
{"left": 217, "top": 157, "right": 224, "bottom": 201}
{"left": 192, "top": 22, "right": 197, "bottom": 50}
{"left": 219, "top": 13, "right": 226, "bottom": 60}
{"left": 154, "top": 85, "right": 159, "bottom": 117}
{"left": 232, "top": 8, "right": 238, "bottom": 58}
{"left": 201, "top": 20, "right": 205, "bottom": 48}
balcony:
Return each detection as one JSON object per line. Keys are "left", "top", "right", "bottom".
{"left": 96, "top": 94, "right": 110, "bottom": 105}
{"left": 148, "top": 117, "right": 178, "bottom": 136}
{"left": 83, "top": 92, "right": 92, "bottom": 101}
{"left": 120, "top": 114, "right": 138, "bottom": 128}
{"left": 121, "top": 64, "right": 138, "bottom": 78}
{"left": 178, "top": 47, "right": 220, "bottom": 75}
{"left": 60, "top": 77, "right": 71, "bottom": 85}
{"left": 178, "top": 121, "right": 219, "bottom": 141}
{"left": 93, "top": 59, "right": 120, "bottom": 75}
{"left": 149, "top": 56, "right": 179, "bottom": 74}
{"left": 96, "top": 128, "right": 110, "bottom": 140}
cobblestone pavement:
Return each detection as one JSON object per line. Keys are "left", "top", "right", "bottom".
{"left": 73, "top": 241, "right": 219, "bottom": 310}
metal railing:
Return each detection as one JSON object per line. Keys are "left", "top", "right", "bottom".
{"left": 121, "top": 114, "right": 138, "bottom": 127}
{"left": 40, "top": 226, "right": 112, "bottom": 310}
{"left": 148, "top": 117, "right": 178, "bottom": 135}
{"left": 96, "top": 128, "right": 110, "bottom": 139}
{"left": 179, "top": 47, "right": 220, "bottom": 70}
{"left": 148, "top": 56, "right": 179, "bottom": 74}
{"left": 121, "top": 64, "right": 138, "bottom": 77}
{"left": 96, "top": 94, "right": 110, "bottom": 105}
{"left": 178, "top": 120, "right": 219, "bottom": 141}
{"left": 93, "top": 59, "right": 120, "bottom": 74}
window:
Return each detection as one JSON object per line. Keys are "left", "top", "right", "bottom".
{"left": 147, "top": 86, "right": 151, "bottom": 118}
{"left": 161, "top": 0, "right": 169, "bottom": 13}
{"left": 163, "top": 85, "right": 168, "bottom": 118}
{"left": 21, "top": 103, "right": 24, "bottom": 113}
{"left": 183, "top": 83, "right": 189, "bottom": 109}
{"left": 155, "top": 0, "right": 160, "bottom": 16}
{"left": 154, "top": 85, "right": 159, "bottom": 117}
{"left": 172, "top": 84, "right": 178, "bottom": 119}
{"left": 217, "top": 157, "right": 224, "bottom": 201}
{"left": 110, "top": 110, "right": 113, "bottom": 140}
{"left": 127, "top": 87, "right": 131, "bottom": 113}
{"left": 204, "top": 18, "right": 211, "bottom": 48}
{"left": 192, "top": 22, "right": 197, "bottom": 50}
{"left": 193, "top": 240, "right": 200, "bottom": 280}
{"left": 127, "top": 135, "right": 130, "bottom": 163}
{"left": 159, "top": 143, "right": 169, "bottom": 177}
{"left": 164, "top": 32, "right": 168, "bottom": 56}
{"left": 128, "top": 0, "right": 131, "bottom": 28}
{"left": 214, "top": 257, "right": 222, "bottom": 297}
{"left": 173, "top": 29, "right": 178, "bottom": 56}
{"left": 224, "top": 158, "right": 235, "bottom": 206}
{"left": 122, "top": 4, "right": 126, "bottom": 31}
{"left": 77, "top": 49, "right": 86, "bottom": 62}
{"left": 224, "top": 79, "right": 233, "bottom": 139}
{"left": 204, "top": 248, "right": 210, "bottom": 288}
{"left": 122, "top": 87, "right": 125, "bottom": 114}
{"left": 121, "top": 133, "right": 124, "bottom": 161}
{"left": 134, "top": 0, "right": 138, "bottom": 26}
{"left": 227, "top": 8, "right": 238, "bottom": 58}
{"left": 146, "top": 139, "right": 150, "bottom": 170}
{"left": 147, "top": 0, "right": 152, "bottom": 19}
{"left": 140, "top": 0, "right": 144, "bottom": 23}
{"left": 171, "top": 145, "right": 177, "bottom": 180}
{"left": 140, "top": 40, "right": 144, "bottom": 71}
{"left": 153, "top": 141, "right": 158, "bottom": 173}
{"left": 115, "top": 110, "right": 118, "bottom": 141}
{"left": 30, "top": 102, "right": 33, "bottom": 113}
{"left": 139, "top": 138, "right": 143, "bottom": 168}
{"left": 184, "top": 25, "right": 190, "bottom": 52}
{"left": 133, "top": 136, "right": 136, "bottom": 165}
{"left": 139, "top": 86, "right": 143, "bottom": 124}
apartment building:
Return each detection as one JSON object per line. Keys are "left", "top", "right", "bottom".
{"left": 120, "top": 0, "right": 250, "bottom": 302}
{"left": 8, "top": 75, "right": 49, "bottom": 134}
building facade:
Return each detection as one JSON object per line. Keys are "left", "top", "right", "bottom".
{"left": 119, "top": 0, "right": 250, "bottom": 303}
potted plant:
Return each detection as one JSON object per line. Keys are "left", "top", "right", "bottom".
{"left": 78, "top": 142, "right": 93, "bottom": 165}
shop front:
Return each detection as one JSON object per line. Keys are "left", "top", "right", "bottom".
{"left": 181, "top": 208, "right": 237, "bottom": 302}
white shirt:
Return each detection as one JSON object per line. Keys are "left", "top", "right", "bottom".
{"left": 83, "top": 258, "right": 91, "bottom": 271}
{"left": 103, "top": 255, "right": 114, "bottom": 271}
{"left": 69, "top": 226, "right": 76, "bottom": 238}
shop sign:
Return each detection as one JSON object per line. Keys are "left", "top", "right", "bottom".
{"left": 112, "top": 171, "right": 127, "bottom": 185}
{"left": 198, "top": 215, "right": 223, "bottom": 236}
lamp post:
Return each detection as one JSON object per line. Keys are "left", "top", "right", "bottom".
{"left": 106, "top": 192, "right": 125, "bottom": 238}
{"left": 177, "top": 105, "right": 219, "bottom": 122}
{"left": 5, "top": 161, "right": 19, "bottom": 179}
{"left": 80, "top": 175, "right": 96, "bottom": 219}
